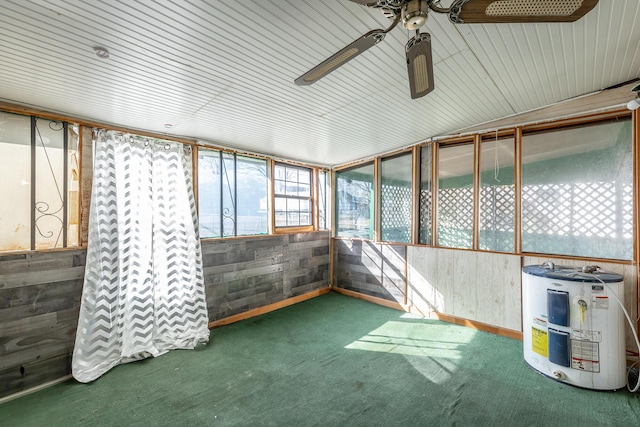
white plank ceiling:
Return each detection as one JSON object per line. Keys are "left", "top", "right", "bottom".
{"left": 0, "top": 0, "right": 639, "bottom": 167}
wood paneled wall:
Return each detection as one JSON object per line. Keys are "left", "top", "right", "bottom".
{"left": 406, "top": 247, "right": 522, "bottom": 331}
{"left": 0, "top": 232, "right": 330, "bottom": 399}
{"left": 204, "top": 232, "right": 331, "bottom": 321}
{"left": 333, "top": 240, "right": 406, "bottom": 302}
{"left": 0, "top": 249, "right": 86, "bottom": 399}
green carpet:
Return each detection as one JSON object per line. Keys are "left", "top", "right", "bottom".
{"left": 2, "top": 292, "right": 639, "bottom": 426}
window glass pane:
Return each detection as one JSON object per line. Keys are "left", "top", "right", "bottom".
{"left": 288, "top": 211, "right": 300, "bottom": 226}
{"left": 285, "top": 182, "right": 298, "bottom": 196}
{"left": 522, "top": 119, "right": 633, "bottom": 259}
{"left": 274, "top": 197, "right": 286, "bottom": 210}
{"left": 35, "top": 118, "right": 66, "bottom": 250}
{"left": 221, "top": 153, "right": 236, "bottom": 237}
{"left": 274, "top": 166, "right": 286, "bottom": 180}
{"left": 479, "top": 137, "right": 515, "bottom": 252}
{"left": 298, "top": 168, "right": 311, "bottom": 184}
{"left": 418, "top": 145, "right": 432, "bottom": 245}
{"left": 0, "top": 111, "right": 31, "bottom": 251}
{"left": 300, "top": 199, "right": 310, "bottom": 216}
{"left": 275, "top": 196, "right": 287, "bottom": 227}
{"left": 297, "top": 183, "right": 310, "bottom": 198}
{"left": 236, "top": 156, "right": 268, "bottom": 236}
{"left": 381, "top": 152, "right": 412, "bottom": 243}
{"left": 437, "top": 143, "right": 474, "bottom": 249}
{"left": 286, "top": 198, "right": 300, "bottom": 226}
{"left": 274, "top": 180, "right": 285, "bottom": 194}
{"left": 289, "top": 168, "right": 299, "bottom": 184}
{"left": 287, "top": 198, "right": 300, "bottom": 217}
{"left": 336, "top": 162, "right": 374, "bottom": 239}
{"left": 198, "top": 150, "right": 222, "bottom": 238}
{"left": 318, "top": 171, "right": 330, "bottom": 230}
{"left": 67, "top": 125, "right": 80, "bottom": 247}
{"left": 274, "top": 163, "right": 312, "bottom": 227}
{"left": 0, "top": 113, "right": 77, "bottom": 252}
{"left": 199, "top": 151, "right": 268, "bottom": 237}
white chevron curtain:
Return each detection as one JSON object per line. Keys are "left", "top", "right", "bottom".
{"left": 72, "top": 130, "right": 209, "bottom": 383}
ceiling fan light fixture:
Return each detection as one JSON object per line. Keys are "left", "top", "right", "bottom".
{"left": 402, "top": 0, "right": 429, "bottom": 30}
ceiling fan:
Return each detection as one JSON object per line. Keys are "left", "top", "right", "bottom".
{"left": 294, "top": 0, "right": 599, "bottom": 99}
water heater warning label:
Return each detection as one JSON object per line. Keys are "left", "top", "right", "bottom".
{"left": 592, "top": 296, "right": 609, "bottom": 309}
{"left": 571, "top": 340, "right": 600, "bottom": 373}
{"left": 531, "top": 327, "right": 548, "bottom": 357}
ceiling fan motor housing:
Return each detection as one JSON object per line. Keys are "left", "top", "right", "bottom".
{"left": 402, "top": 0, "right": 429, "bottom": 30}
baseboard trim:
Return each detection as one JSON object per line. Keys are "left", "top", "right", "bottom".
{"left": 331, "top": 287, "right": 406, "bottom": 311}
{"left": 0, "top": 374, "right": 72, "bottom": 405}
{"left": 433, "top": 313, "right": 523, "bottom": 340}
{"left": 332, "top": 287, "right": 523, "bottom": 341}
{"left": 208, "top": 287, "right": 331, "bottom": 328}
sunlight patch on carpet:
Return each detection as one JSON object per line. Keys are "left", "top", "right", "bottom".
{"left": 345, "top": 320, "right": 478, "bottom": 384}
{"left": 345, "top": 320, "right": 476, "bottom": 358}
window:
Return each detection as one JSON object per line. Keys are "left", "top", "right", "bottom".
{"left": 380, "top": 152, "right": 412, "bottom": 243}
{"left": 522, "top": 119, "right": 633, "bottom": 259}
{"left": 274, "top": 163, "right": 312, "bottom": 228}
{"left": 198, "top": 149, "right": 268, "bottom": 238}
{"left": 437, "top": 143, "right": 474, "bottom": 249}
{"left": 418, "top": 144, "right": 432, "bottom": 245}
{"left": 318, "top": 170, "right": 330, "bottom": 230}
{"left": 479, "top": 136, "right": 515, "bottom": 252}
{"left": 0, "top": 111, "right": 79, "bottom": 252}
{"left": 336, "top": 162, "right": 374, "bottom": 239}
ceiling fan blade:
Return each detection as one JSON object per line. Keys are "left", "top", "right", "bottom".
{"left": 295, "top": 29, "right": 386, "bottom": 86}
{"left": 450, "top": 0, "right": 599, "bottom": 24}
{"left": 406, "top": 32, "right": 434, "bottom": 99}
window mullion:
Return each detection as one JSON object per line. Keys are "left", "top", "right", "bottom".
{"left": 233, "top": 154, "right": 237, "bottom": 237}
{"left": 219, "top": 150, "right": 223, "bottom": 237}
{"left": 62, "top": 122, "right": 68, "bottom": 248}
{"left": 30, "top": 116, "right": 36, "bottom": 251}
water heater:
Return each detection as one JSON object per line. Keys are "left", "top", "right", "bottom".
{"left": 522, "top": 264, "right": 626, "bottom": 390}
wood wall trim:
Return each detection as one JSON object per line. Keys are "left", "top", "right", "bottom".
{"left": 411, "top": 145, "right": 420, "bottom": 245}
{"left": 331, "top": 287, "right": 405, "bottom": 311}
{"left": 333, "top": 157, "right": 376, "bottom": 172}
{"left": 472, "top": 134, "right": 481, "bottom": 250}
{"left": 520, "top": 109, "right": 631, "bottom": 134}
{"left": 267, "top": 158, "right": 275, "bottom": 235}
{"left": 520, "top": 252, "right": 636, "bottom": 265}
{"left": 432, "top": 313, "right": 523, "bottom": 340}
{"left": 0, "top": 375, "right": 72, "bottom": 405}
{"left": 514, "top": 128, "right": 523, "bottom": 254}
{"left": 208, "top": 287, "right": 330, "bottom": 328}
{"left": 431, "top": 142, "right": 438, "bottom": 246}
{"left": 374, "top": 158, "right": 380, "bottom": 242}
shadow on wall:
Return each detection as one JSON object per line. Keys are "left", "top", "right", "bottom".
{"left": 334, "top": 239, "right": 406, "bottom": 302}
